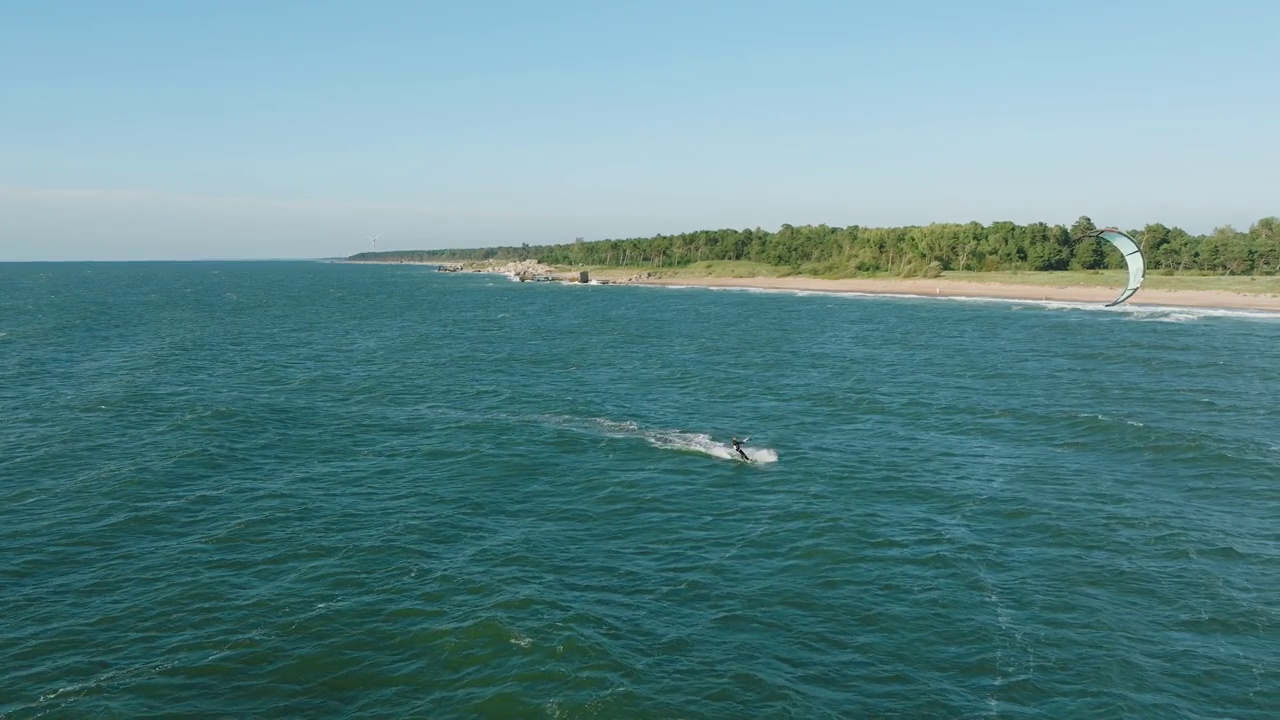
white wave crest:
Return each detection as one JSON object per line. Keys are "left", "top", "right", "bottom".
{"left": 1121, "top": 306, "right": 1280, "bottom": 323}
{"left": 638, "top": 283, "right": 1280, "bottom": 322}
{"left": 1078, "top": 413, "right": 1145, "bottom": 427}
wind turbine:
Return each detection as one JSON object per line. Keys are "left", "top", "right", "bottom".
{"left": 368, "top": 234, "right": 381, "bottom": 253}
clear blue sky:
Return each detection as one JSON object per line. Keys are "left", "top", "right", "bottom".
{"left": 2, "top": 0, "right": 1276, "bottom": 260}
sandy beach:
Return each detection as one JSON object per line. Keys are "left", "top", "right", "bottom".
{"left": 630, "top": 276, "right": 1280, "bottom": 312}
{"left": 342, "top": 259, "right": 1280, "bottom": 312}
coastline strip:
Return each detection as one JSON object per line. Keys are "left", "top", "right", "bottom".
{"left": 341, "top": 259, "right": 1280, "bottom": 312}
{"left": 630, "top": 276, "right": 1280, "bottom": 312}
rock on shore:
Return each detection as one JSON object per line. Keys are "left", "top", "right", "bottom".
{"left": 465, "top": 259, "right": 561, "bottom": 279}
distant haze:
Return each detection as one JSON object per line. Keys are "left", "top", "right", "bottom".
{"left": 2, "top": 1, "right": 1277, "bottom": 261}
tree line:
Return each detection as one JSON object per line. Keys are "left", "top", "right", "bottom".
{"left": 349, "top": 216, "right": 1280, "bottom": 276}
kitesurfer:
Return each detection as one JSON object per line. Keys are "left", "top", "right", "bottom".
{"left": 731, "top": 437, "right": 750, "bottom": 462}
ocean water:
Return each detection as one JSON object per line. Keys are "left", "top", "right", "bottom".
{"left": 2, "top": 261, "right": 1277, "bottom": 719}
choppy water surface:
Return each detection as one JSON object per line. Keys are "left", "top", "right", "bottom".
{"left": 2, "top": 262, "right": 1277, "bottom": 718}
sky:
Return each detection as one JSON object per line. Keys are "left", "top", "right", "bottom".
{"left": 1, "top": 0, "right": 1277, "bottom": 261}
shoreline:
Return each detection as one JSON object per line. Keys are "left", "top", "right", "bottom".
{"left": 341, "top": 260, "right": 1280, "bottom": 312}
{"left": 628, "top": 276, "right": 1280, "bottom": 312}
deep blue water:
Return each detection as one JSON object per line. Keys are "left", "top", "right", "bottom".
{"left": 2, "top": 261, "right": 1277, "bottom": 719}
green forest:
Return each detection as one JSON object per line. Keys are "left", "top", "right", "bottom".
{"left": 348, "top": 216, "right": 1280, "bottom": 277}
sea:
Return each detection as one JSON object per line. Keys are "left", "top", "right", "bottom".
{"left": 2, "top": 261, "right": 1277, "bottom": 719}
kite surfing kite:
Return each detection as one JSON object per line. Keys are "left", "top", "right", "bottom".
{"left": 1078, "top": 228, "right": 1146, "bottom": 307}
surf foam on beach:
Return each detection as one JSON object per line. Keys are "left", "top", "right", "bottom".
{"left": 629, "top": 275, "right": 1280, "bottom": 313}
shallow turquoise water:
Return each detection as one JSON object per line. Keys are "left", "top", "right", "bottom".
{"left": 2, "top": 261, "right": 1277, "bottom": 718}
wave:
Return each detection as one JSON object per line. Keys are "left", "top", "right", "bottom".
{"left": 1121, "top": 306, "right": 1280, "bottom": 323}
{"left": 636, "top": 283, "right": 1280, "bottom": 322}
{"left": 1026, "top": 301, "right": 1280, "bottom": 323}
{"left": 1076, "top": 413, "right": 1145, "bottom": 428}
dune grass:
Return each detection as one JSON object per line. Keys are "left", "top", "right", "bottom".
{"left": 580, "top": 261, "right": 794, "bottom": 279}
{"left": 939, "top": 270, "right": 1280, "bottom": 295}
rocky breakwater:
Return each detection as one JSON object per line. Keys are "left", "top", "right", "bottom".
{"left": 465, "top": 259, "right": 563, "bottom": 281}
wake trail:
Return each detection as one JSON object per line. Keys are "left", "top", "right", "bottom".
{"left": 647, "top": 430, "right": 778, "bottom": 463}
{"left": 568, "top": 417, "right": 779, "bottom": 463}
